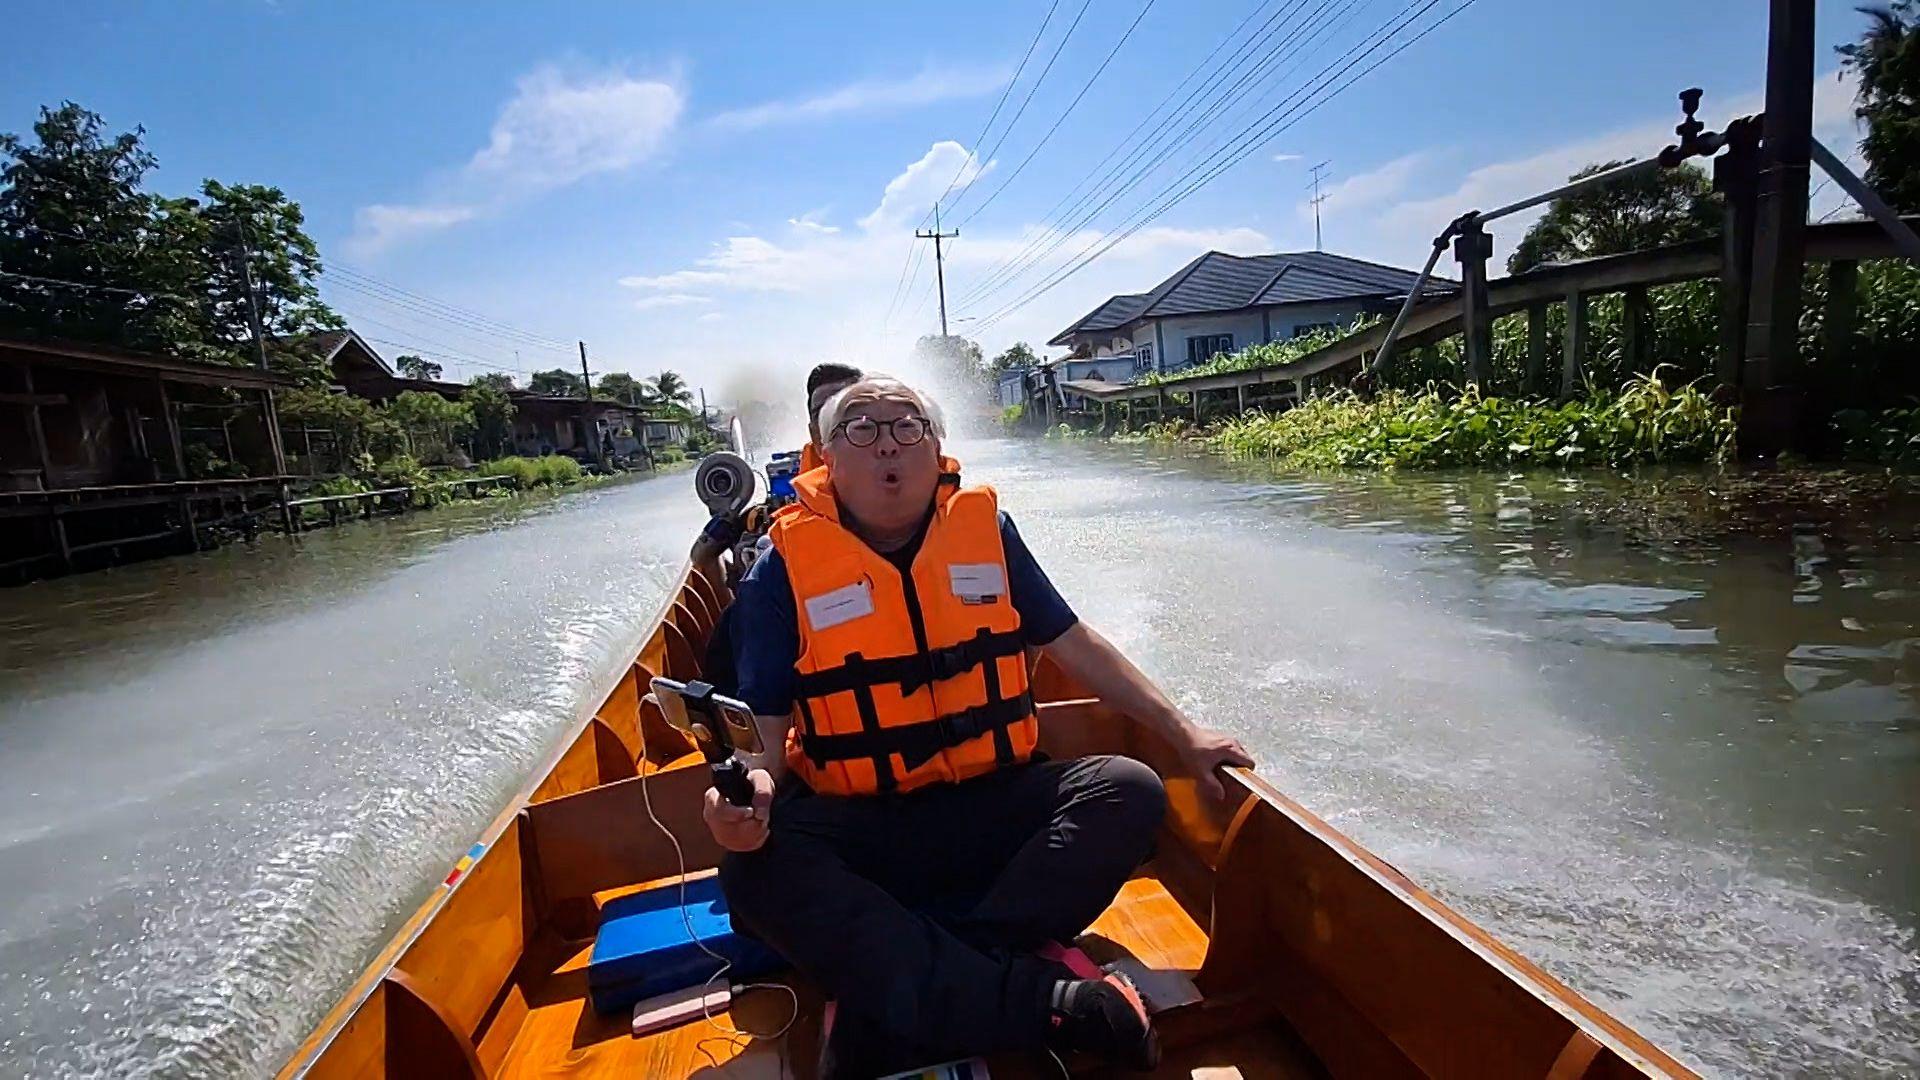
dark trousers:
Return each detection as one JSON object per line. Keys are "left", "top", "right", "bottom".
{"left": 718, "top": 754, "right": 1166, "bottom": 1072}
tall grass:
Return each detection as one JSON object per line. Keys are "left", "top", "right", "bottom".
{"left": 475, "top": 455, "right": 585, "bottom": 490}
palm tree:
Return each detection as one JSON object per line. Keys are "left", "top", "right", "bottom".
{"left": 646, "top": 370, "right": 695, "bottom": 415}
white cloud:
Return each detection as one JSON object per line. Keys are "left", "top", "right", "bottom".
{"left": 1271, "top": 152, "right": 1303, "bottom": 163}
{"left": 788, "top": 211, "right": 840, "bottom": 236}
{"left": 1327, "top": 69, "right": 1865, "bottom": 273}
{"left": 344, "top": 203, "right": 477, "bottom": 258}
{"left": 614, "top": 144, "right": 1269, "bottom": 407}
{"left": 346, "top": 61, "right": 683, "bottom": 256}
{"left": 632, "top": 293, "right": 712, "bottom": 311}
{"left": 859, "top": 140, "right": 990, "bottom": 231}
{"left": 708, "top": 66, "right": 1005, "bottom": 132}
{"left": 1296, "top": 151, "right": 1432, "bottom": 222}
{"left": 467, "top": 63, "right": 683, "bottom": 190}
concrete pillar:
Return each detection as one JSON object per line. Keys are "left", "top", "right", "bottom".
{"left": 1561, "top": 291, "right": 1588, "bottom": 399}
{"left": 1237, "top": 384, "right": 1247, "bottom": 413}
{"left": 1525, "top": 302, "right": 1549, "bottom": 396}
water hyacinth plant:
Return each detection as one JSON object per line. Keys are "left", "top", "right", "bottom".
{"left": 1207, "top": 369, "right": 1735, "bottom": 470}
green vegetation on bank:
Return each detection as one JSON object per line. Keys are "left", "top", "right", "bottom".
{"left": 1206, "top": 371, "right": 1734, "bottom": 469}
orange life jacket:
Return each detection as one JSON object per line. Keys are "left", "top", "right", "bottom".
{"left": 769, "top": 460, "right": 1038, "bottom": 795}
{"left": 799, "top": 443, "right": 825, "bottom": 473}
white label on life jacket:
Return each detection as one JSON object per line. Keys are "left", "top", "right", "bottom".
{"left": 948, "top": 562, "right": 1007, "bottom": 604}
{"left": 804, "top": 580, "right": 874, "bottom": 631}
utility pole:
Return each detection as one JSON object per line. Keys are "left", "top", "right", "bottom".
{"left": 235, "top": 217, "right": 292, "bottom": 532}
{"left": 578, "top": 340, "right": 606, "bottom": 469}
{"left": 1306, "top": 161, "right": 1331, "bottom": 252}
{"left": 916, "top": 204, "right": 959, "bottom": 337}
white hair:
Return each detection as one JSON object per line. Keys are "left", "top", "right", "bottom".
{"left": 816, "top": 375, "right": 947, "bottom": 443}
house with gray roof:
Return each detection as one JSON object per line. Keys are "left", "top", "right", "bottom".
{"left": 1048, "top": 250, "right": 1452, "bottom": 377}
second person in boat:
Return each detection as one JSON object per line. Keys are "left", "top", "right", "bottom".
{"left": 710, "top": 374, "right": 1253, "bottom": 1075}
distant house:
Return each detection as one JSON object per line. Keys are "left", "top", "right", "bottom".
{"left": 995, "top": 367, "right": 1029, "bottom": 409}
{"left": 1048, "top": 250, "right": 1450, "bottom": 376}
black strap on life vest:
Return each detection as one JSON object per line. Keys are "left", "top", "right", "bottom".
{"left": 798, "top": 691, "right": 1034, "bottom": 773}
{"left": 795, "top": 627, "right": 1026, "bottom": 700}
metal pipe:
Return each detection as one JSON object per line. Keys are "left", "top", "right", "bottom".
{"left": 1363, "top": 236, "right": 1450, "bottom": 378}
{"left": 1811, "top": 137, "right": 1920, "bottom": 261}
{"left": 1477, "top": 157, "right": 1665, "bottom": 224}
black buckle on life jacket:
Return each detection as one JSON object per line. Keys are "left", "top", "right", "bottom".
{"left": 797, "top": 628, "right": 1025, "bottom": 700}
{"left": 797, "top": 691, "right": 1035, "bottom": 772}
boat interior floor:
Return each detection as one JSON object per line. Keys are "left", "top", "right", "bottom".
{"left": 493, "top": 869, "right": 1325, "bottom": 1079}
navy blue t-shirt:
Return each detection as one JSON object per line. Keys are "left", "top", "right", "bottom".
{"left": 728, "top": 511, "right": 1076, "bottom": 716}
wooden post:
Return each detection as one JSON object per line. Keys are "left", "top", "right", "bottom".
{"left": 1454, "top": 224, "right": 1495, "bottom": 388}
{"left": 1236, "top": 384, "right": 1247, "bottom": 413}
{"left": 1192, "top": 389, "right": 1202, "bottom": 422}
{"left": 1740, "top": 0, "right": 1816, "bottom": 456}
{"left": 1714, "top": 132, "right": 1760, "bottom": 396}
{"left": 1157, "top": 386, "right": 1167, "bottom": 420}
{"left": 1561, "top": 291, "right": 1588, "bottom": 399}
{"left": 1622, "top": 286, "right": 1652, "bottom": 373}
{"left": 23, "top": 363, "right": 53, "bottom": 490}
{"left": 1824, "top": 259, "right": 1859, "bottom": 365}
{"left": 1524, "top": 302, "right": 1549, "bottom": 396}
{"left": 49, "top": 502, "right": 72, "bottom": 572}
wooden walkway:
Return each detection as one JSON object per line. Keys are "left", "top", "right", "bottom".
{"left": 1065, "top": 215, "right": 1919, "bottom": 415}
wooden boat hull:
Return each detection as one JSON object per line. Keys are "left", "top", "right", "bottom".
{"left": 279, "top": 560, "right": 1697, "bottom": 1078}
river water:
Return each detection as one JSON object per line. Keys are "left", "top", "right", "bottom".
{"left": 0, "top": 442, "right": 1914, "bottom": 1077}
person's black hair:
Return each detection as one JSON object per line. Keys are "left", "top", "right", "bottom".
{"left": 806, "top": 362, "right": 863, "bottom": 397}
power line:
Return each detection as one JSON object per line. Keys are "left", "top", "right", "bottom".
{"left": 955, "top": 0, "right": 1161, "bottom": 228}
{"left": 332, "top": 306, "right": 542, "bottom": 374}
{"left": 959, "top": 0, "right": 1355, "bottom": 310}
{"left": 926, "top": 0, "right": 1064, "bottom": 219}
{"left": 0, "top": 268, "right": 193, "bottom": 301}
{"left": 325, "top": 264, "right": 572, "bottom": 349}
{"left": 321, "top": 276, "right": 575, "bottom": 358}
{"left": 942, "top": 0, "right": 1097, "bottom": 221}
{"left": 952, "top": 0, "right": 1299, "bottom": 305}
{"left": 955, "top": 0, "right": 1345, "bottom": 307}
{"left": 969, "top": 0, "right": 1471, "bottom": 333}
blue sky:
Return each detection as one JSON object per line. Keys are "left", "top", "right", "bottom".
{"left": 1, "top": 1, "right": 1879, "bottom": 400}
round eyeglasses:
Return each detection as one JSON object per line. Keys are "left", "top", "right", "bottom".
{"left": 832, "top": 414, "right": 931, "bottom": 448}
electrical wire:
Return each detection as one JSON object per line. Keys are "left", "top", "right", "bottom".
{"left": 955, "top": 0, "right": 1347, "bottom": 308}
{"left": 0, "top": 268, "right": 194, "bottom": 301}
{"left": 953, "top": 0, "right": 1300, "bottom": 305}
{"left": 955, "top": 0, "right": 1162, "bottom": 229}
{"left": 968, "top": 0, "right": 1472, "bottom": 333}
{"left": 925, "top": 0, "right": 1064, "bottom": 220}
{"left": 326, "top": 263, "right": 573, "bottom": 350}
{"left": 324, "top": 277, "right": 575, "bottom": 360}
{"left": 636, "top": 712, "right": 800, "bottom": 1047}
{"left": 942, "top": 0, "right": 1098, "bottom": 221}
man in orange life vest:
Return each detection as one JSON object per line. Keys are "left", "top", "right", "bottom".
{"left": 710, "top": 375, "right": 1254, "bottom": 1073}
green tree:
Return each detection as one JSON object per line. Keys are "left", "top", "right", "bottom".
{"left": 396, "top": 353, "right": 442, "bottom": 380}
{"left": 463, "top": 381, "right": 516, "bottom": 459}
{"left": 469, "top": 371, "right": 516, "bottom": 392}
{"left": 646, "top": 369, "right": 694, "bottom": 412}
{"left": 595, "top": 371, "right": 652, "bottom": 406}
{"left": 383, "top": 390, "right": 473, "bottom": 463}
{"left": 195, "top": 180, "right": 340, "bottom": 379}
{"left": 989, "top": 341, "right": 1038, "bottom": 373}
{"left": 528, "top": 367, "right": 584, "bottom": 396}
{"left": 1840, "top": 2, "right": 1920, "bottom": 213}
{"left": 1507, "top": 161, "right": 1720, "bottom": 274}
{"left": 0, "top": 103, "right": 174, "bottom": 348}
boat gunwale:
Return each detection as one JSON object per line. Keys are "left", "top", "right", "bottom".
{"left": 276, "top": 559, "right": 700, "bottom": 1079}
{"left": 1221, "top": 766, "right": 1698, "bottom": 1078}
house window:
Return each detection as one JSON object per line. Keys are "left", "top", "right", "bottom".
{"left": 1186, "top": 334, "right": 1234, "bottom": 366}
{"left": 1134, "top": 343, "right": 1154, "bottom": 374}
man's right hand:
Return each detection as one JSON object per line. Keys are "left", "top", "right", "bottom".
{"left": 703, "top": 768, "right": 775, "bottom": 852}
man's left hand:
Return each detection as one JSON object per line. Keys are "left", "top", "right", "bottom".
{"left": 1180, "top": 728, "right": 1255, "bottom": 801}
